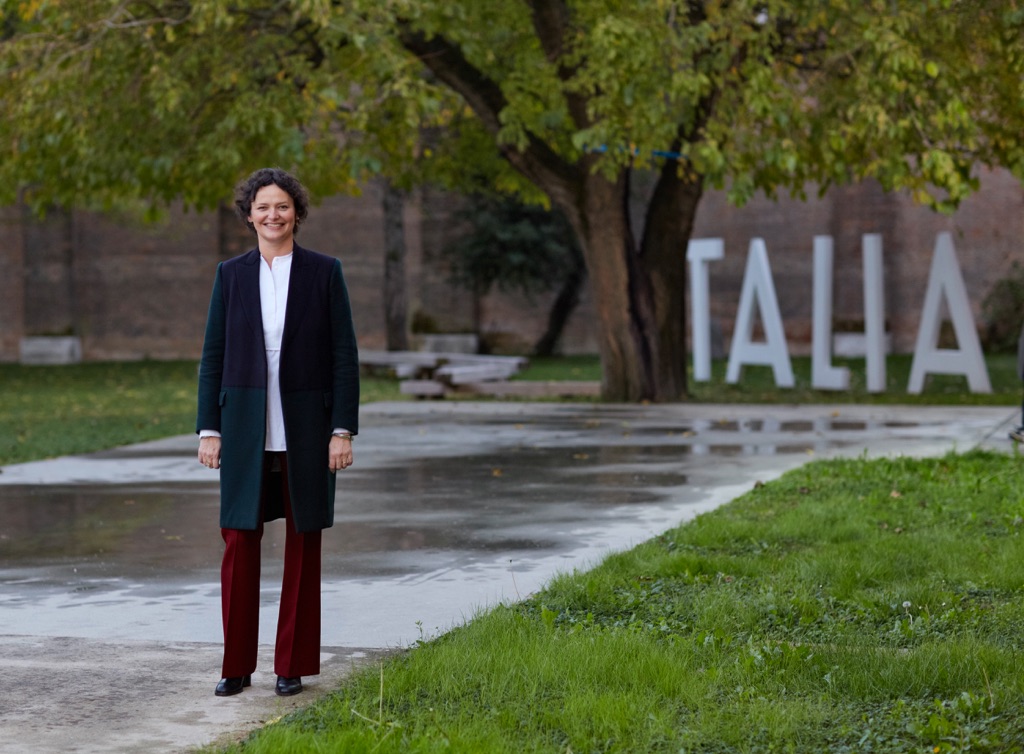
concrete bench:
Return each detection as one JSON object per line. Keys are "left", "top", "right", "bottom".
{"left": 419, "top": 334, "right": 479, "bottom": 354}
{"left": 360, "top": 350, "right": 441, "bottom": 379}
{"left": 434, "top": 362, "right": 524, "bottom": 385}
{"left": 361, "top": 349, "right": 531, "bottom": 397}
{"left": 457, "top": 380, "right": 601, "bottom": 398}
{"left": 19, "top": 337, "right": 82, "bottom": 365}
{"left": 398, "top": 379, "right": 447, "bottom": 398}
{"left": 361, "top": 350, "right": 526, "bottom": 370}
{"left": 431, "top": 352, "right": 528, "bottom": 369}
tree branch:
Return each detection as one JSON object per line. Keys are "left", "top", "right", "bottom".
{"left": 396, "top": 23, "right": 580, "bottom": 199}
{"left": 525, "top": 0, "right": 570, "bottom": 63}
{"left": 523, "top": 0, "right": 590, "bottom": 132}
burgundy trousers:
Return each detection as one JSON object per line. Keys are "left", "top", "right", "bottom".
{"left": 220, "top": 452, "right": 322, "bottom": 679}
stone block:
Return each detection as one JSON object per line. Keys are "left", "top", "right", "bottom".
{"left": 19, "top": 336, "right": 83, "bottom": 365}
{"left": 419, "top": 334, "right": 479, "bottom": 354}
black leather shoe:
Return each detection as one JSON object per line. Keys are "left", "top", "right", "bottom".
{"left": 275, "top": 675, "right": 302, "bottom": 696}
{"left": 215, "top": 674, "right": 251, "bottom": 697}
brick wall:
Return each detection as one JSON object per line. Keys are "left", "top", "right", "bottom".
{"left": 1, "top": 170, "right": 1020, "bottom": 363}
{"left": 69, "top": 205, "right": 223, "bottom": 360}
{"left": 0, "top": 204, "right": 25, "bottom": 359}
{"left": 296, "top": 182, "right": 475, "bottom": 351}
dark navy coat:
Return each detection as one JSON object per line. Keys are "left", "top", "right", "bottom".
{"left": 196, "top": 245, "right": 359, "bottom": 532}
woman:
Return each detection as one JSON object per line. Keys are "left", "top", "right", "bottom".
{"left": 196, "top": 167, "right": 359, "bottom": 697}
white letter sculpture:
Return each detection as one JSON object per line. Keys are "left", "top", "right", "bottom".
{"left": 907, "top": 232, "right": 992, "bottom": 393}
{"left": 811, "top": 236, "right": 850, "bottom": 390}
{"left": 687, "top": 238, "right": 725, "bottom": 382}
{"left": 726, "top": 239, "right": 795, "bottom": 388}
{"left": 862, "top": 234, "right": 887, "bottom": 393}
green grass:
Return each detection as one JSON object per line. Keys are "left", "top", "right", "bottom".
{"left": 519, "top": 353, "right": 1022, "bottom": 406}
{"left": 516, "top": 354, "right": 604, "bottom": 381}
{"left": 687, "top": 353, "right": 1022, "bottom": 405}
{"left": 213, "top": 450, "right": 1024, "bottom": 753}
{"left": 0, "top": 360, "right": 401, "bottom": 465}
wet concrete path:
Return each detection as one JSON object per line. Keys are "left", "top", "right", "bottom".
{"left": 0, "top": 402, "right": 1017, "bottom": 752}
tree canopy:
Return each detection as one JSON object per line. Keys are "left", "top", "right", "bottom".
{"left": 2, "top": 0, "right": 1022, "bottom": 399}
{"left": 442, "top": 195, "right": 581, "bottom": 299}
{"left": 441, "top": 193, "right": 586, "bottom": 355}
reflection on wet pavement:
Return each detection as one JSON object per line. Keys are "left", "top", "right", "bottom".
{"left": 0, "top": 401, "right": 1012, "bottom": 650}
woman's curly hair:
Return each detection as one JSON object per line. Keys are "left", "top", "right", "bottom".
{"left": 234, "top": 167, "right": 310, "bottom": 236}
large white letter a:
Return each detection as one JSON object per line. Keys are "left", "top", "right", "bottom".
{"left": 725, "top": 238, "right": 795, "bottom": 388}
{"left": 907, "top": 232, "right": 991, "bottom": 393}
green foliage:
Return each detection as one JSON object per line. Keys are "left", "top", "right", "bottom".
{"left": 1, "top": 1, "right": 1022, "bottom": 212}
{"left": 214, "top": 451, "right": 1024, "bottom": 753}
{"left": 0, "top": 0, "right": 479, "bottom": 210}
{"left": 440, "top": 194, "right": 583, "bottom": 298}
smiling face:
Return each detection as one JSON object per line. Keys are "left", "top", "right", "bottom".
{"left": 247, "top": 184, "right": 296, "bottom": 251}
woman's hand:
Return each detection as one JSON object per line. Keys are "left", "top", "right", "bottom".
{"left": 198, "top": 436, "right": 222, "bottom": 469}
{"left": 328, "top": 435, "right": 353, "bottom": 473}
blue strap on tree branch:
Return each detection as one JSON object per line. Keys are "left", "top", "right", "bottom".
{"left": 586, "top": 144, "right": 685, "bottom": 160}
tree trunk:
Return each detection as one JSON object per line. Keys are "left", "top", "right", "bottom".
{"left": 562, "top": 172, "right": 650, "bottom": 400}
{"left": 640, "top": 159, "right": 705, "bottom": 400}
{"left": 552, "top": 166, "right": 701, "bottom": 402}
{"left": 382, "top": 180, "right": 409, "bottom": 352}
{"left": 532, "top": 249, "right": 586, "bottom": 357}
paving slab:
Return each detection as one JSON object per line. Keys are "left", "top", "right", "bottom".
{"left": 0, "top": 401, "right": 1019, "bottom": 753}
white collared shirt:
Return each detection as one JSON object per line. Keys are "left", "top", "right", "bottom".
{"left": 260, "top": 252, "right": 293, "bottom": 450}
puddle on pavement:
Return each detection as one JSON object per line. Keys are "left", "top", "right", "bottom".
{"left": 0, "top": 485, "right": 223, "bottom": 568}
{"left": 0, "top": 423, "right": 864, "bottom": 581}
{"left": 501, "top": 416, "right": 924, "bottom": 436}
